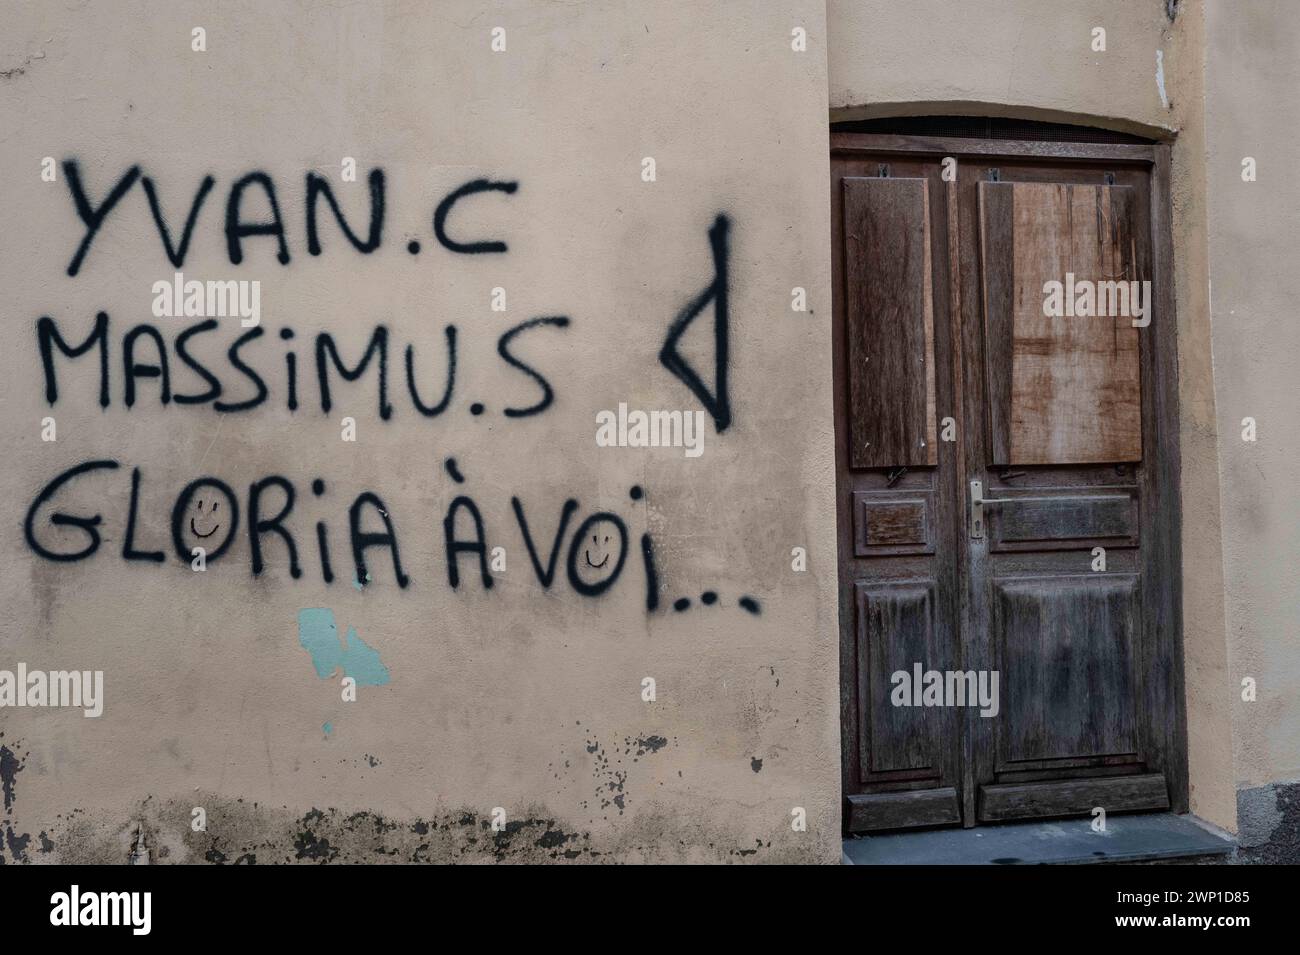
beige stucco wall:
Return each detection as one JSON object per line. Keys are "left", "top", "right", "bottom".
{"left": 829, "top": 0, "right": 1178, "bottom": 136}
{"left": 0, "top": 0, "right": 840, "bottom": 863}
{"left": 827, "top": 0, "right": 1238, "bottom": 832}
{"left": 3, "top": 0, "right": 1291, "bottom": 863}
{"left": 1162, "top": 0, "right": 1238, "bottom": 834}
{"left": 1204, "top": 1, "right": 1300, "bottom": 794}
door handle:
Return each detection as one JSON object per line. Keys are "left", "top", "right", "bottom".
{"left": 969, "top": 479, "right": 1132, "bottom": 539}
{"left": 969, "top": 479, "right": 992, "bottom": 539}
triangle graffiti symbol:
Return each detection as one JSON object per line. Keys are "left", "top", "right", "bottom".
{"left": 658, "top": 214, "right": 731, "bottom": 433}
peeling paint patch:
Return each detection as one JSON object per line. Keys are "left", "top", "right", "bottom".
{"left": 297, "top": 609, "right": 390, "bottom": 686}
{"left": 1155, "top": 49, "right": 1170, "bottom": 109}
{"left": 4, "top": 825, "right": 31, "bottom": 860}
{"left": 0, "top": 742, "right": 21, "bottom": 812}
{"left": 634, "top": 735, "right": 668, "bottom": 755}
{"left": 578, "top": 732, "right": 676, "bottom": 817}
{"left": 0, "top": 737, "right": 41, "bottom": 864}
{"left": 175, "top": 799, "right": 598, "bottom": 864}
{"left": 339, "top": 754, "right": 381, "bottom": 770}
{"left": 0, "top": 37, "right": 51, "bottom": 81}
{"left": 294, "top": 809, "right": 340, "bottom": 863}
{"left": 0, "top": 52, "right": 42, "bottom": 80}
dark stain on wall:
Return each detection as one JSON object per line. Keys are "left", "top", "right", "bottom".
{"left": 22, "top": 788, "right": 825, "bottom": 864}
{"left": 203, "top": 801, "right": 595, "bottom": 864}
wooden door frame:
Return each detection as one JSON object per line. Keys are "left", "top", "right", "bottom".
{"left": 831, "top": 132, "right": 1188, "bottom": 828}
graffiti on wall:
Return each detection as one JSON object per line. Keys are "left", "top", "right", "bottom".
{"left": 24, "top": 161, "right": 761, "bottom": 616}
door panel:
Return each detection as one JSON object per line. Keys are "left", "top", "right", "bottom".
{"left": 833, "top": 133, "right": 1187, "bottom": 833}
{"left": 846, "top": 787, "right": 962, "bottom": 832}
{"left": 852, "top": 491, "right": 935, "bottom": 555}
{"left": 987, "top": 488, "right": 1138, "bottom": 551}
{"left": 978, "top": 773, "right": 1169, "bottom": 823}
{"left": 842, "top": 176, "right": 938, "bottom": 468}
{"left": 857, "top": 582, "right": 943, "bottom": 778}
{"left": 992, "top": 574, "right": 1140, "bottom": 766}
{"left": 978, "top": 181, "right": 1144, "bottom": 465}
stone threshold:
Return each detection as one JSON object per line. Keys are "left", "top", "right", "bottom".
{"left": 842, "top": 812, "right": 1234, "bottom": 865}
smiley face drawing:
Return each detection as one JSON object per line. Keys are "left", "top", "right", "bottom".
{"left": 566, "top": 513, "right": 628, "bottom": 597}
{"left": 171, "top": 478, "right": 240, "bottom": 564}
{"left": 584, "top": 531, "right": 612, "bottom": 570}
{"left": 189, "top": 498, "right": 222, "bottom": 540}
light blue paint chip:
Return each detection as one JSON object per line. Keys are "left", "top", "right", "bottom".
{"left": 299, "top": 608, "right": 343, "bottom": 678}
{"left": 297, "top": 608, "right": 391, "bottom": 687}
{"left": 339, "top": 624, "right": 390, "bottom": 686}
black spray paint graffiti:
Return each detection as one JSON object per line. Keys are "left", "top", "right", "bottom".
{"left": 35, "top": 312, "right": 566, "bottom": 420}
{"left": 659, "top": 214, "right": 731, "bottom": 433}
{"left": 23, "top": 462, "right": 761, "bottom": 615}
{"left": 46, "top": 162, "right": 730, "bottom": 429}
{"left": 60, "top": 161, "right": 517, "bottom": 275}
{"left": 27, "top": 162, "right": 757, "bottom": 614}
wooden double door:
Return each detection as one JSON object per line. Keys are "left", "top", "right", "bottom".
{"left": 832, "top": 132, "right": 1187, "bottom": 831}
